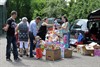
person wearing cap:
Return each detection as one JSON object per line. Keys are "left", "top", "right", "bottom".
{"left": 15, "top": 17, "right": 29, "bottom": 57}
{"left": 29, "top": 16, "right": 41, "bottom": 57}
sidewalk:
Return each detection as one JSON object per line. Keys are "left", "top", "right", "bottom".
{"left": 0, "top": 36, "right": 100, "bottom": 67}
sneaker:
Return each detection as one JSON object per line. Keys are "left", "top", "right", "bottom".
{"left": 6, "top": 58, "right": 12, "bottom": 62}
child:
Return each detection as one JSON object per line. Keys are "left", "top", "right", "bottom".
{"left": 35, "top": 36, "right": 43, "bottom": 59}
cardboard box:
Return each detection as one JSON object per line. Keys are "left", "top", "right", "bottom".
{"left": 89, "top": 42, "right": 97, "bottom": 46}
{"left": 85, "top": 50, "right": 94, "bottom": 56}
{"left": 64, "top": 49, "right": 72, "bottom": 58}
{"left": 46, "top": 49, "right": 61, "bottom": 61}
{"left": 94, "top": 49, "right": 100, "bottom": 56}
{"left": 85, "top": 45, "right": 94, "bottom": 56}
{"left": 77, "top": 45, "right": 86, "bottom": 54}
{"left": 89, "top": 42, "right": 100, "bottom": 49}
{"left": 93, "top": 45, "right": 100, "bottom": 49}
{"left": 77, "top": 45, "right": 94, "bottom": 56}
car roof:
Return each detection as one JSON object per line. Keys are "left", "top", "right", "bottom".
{"left": 76, "top": 19, "right": 88, "bottom": 26}
{"left": 76, "top": 19, "right": 88, "bottom": 21}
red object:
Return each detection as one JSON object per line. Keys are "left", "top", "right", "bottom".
{"left": 15, "top": 32, "right": 19, "bottom": 47}
{"left": 36, "top": 48, "right": 43, "bottom": 59}
{"left": 48, "top": 27, "right": 53, "bottom": 31}
{"left": 75, "top": 41, "right": 83, "bottom": 46}
{"left": 85, "top": 32, "right": 89, "bottom": 35}
{"left": 91, "top": 34, "right": 97, "bottom": 40}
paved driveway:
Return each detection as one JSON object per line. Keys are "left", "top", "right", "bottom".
{"left": 0, "top": 36, "right": 100, "bottom": 67}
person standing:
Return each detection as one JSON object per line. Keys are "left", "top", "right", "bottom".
{"left": 61, "top": 16, "right": 70, "bottom": 48}
{"left": 3, "top": 11, "right": 19, "bottom": 61}
{"left": 15, "top": 17, "right": 29, "bottom": 57}
{"left": 37, "top": 17, "right": 53, "bottom": 40}
{"left": 29, "top": 16, "right": 41, "bottom": 57}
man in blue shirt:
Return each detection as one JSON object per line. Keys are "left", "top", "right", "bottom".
{"left": 29, "top": 16, "right": 41, "bottom": 57}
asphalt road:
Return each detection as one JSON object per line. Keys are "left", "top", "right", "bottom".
{"left": 0, "top": 36, "right": 100, "bottom": 67}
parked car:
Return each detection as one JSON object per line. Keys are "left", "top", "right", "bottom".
{"left": 86, "top": 9, "right": 100, "bottom": 44}
{"left": 70, "top": 19, "right": 88, "bottom": 35}
{"left": 70, "top": 9, "right": 100, "bottom": 45}
{"left": 70, "top": 19, "right": 88, "bottom": 45}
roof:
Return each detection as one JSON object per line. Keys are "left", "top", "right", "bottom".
{"left": 0, "top": 0, "right": 6, "bottom": 5}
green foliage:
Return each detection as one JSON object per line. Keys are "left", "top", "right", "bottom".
{"left": 67, "top": 0, "right": 100, "bottom": 22}
{"left": 30, "top": 0, "right": 100, "bottom": 22}
{"left": 30, "top": 0, "right": 67, "bottom": 18}
{"left": 30, "top": 0, "right": 47, "bottom": 19}
{"left": 6, "top": 0, "right": 32, "bottom": 22}
{"left": 7, "top": 0, "right": 100, "bottom": 22}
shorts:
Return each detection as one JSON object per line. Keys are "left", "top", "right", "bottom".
{"left": 19, "top": 41, "right": 28, "bottom": 49}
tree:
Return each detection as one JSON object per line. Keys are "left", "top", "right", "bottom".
{"left": 6, "top": 0, "right": 32, "bottom": 22}
{"left": 41, "top": 0, "right": 67, "bottom": 18}
{"left": 31, "top": 0, "right": 68, "bottom": 18}
{"left": 6, "top": 0, "right": 100, "bottom": 23}
{"left": 31, "top": 0, "right": 47, "bottom": 19}
{"left": 67, "top": 0, "right": 100, "bottom": 22}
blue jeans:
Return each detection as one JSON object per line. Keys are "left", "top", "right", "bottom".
{"left": 29, "top": 32, "right": 36, "bottom": 57}
{"left": 63, "top": 32, "right": 70, "bottom": 48}
{"left": 6, "top": 36, "right": 18, "bottom": 59}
